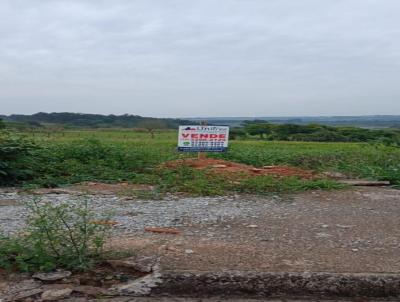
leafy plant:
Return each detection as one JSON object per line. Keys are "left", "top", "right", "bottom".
{"left": 0, "top": 130, "right": 38, "bottom": 185}
{"left": 156, "top": 165, "right": 228, "bottom": 196}
{"left": 0, "top": 197, "right": 112, "bottom": 272}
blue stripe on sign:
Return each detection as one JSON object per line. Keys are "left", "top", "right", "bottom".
{"left": 177, "top": 147, "right": 228, "bottom": 152}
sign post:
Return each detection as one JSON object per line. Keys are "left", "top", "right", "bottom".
{"left": 177, "top": 125, "right": 230, "bottom": 154}
{"left": 198, "top": 121, "right": 207, "bottom": 160}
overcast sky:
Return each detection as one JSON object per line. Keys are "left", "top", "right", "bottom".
{"left": 1, "top": 0, "right": 400, "bottom": 117}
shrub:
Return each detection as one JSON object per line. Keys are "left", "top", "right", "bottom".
{"left": 0, "top": 130, "right": 38, "bottom": 185}
{"left": 156, "top": 165, "right": 228, "bottom": 196}
{"left": 0, "top": 197, "right": 112, "bottom": 272}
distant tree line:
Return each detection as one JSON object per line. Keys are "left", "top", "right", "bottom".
{"left": 0, "top": 112, "right": 195, "bottom": 129}
{"left": 192, "top": 116, "right": 400, "bottom": 128}
{"left": 2, "top": 114, "right": 399, "bottom": 145}
{"left": 229, "top": 121, "right": 400, "bottom": 145}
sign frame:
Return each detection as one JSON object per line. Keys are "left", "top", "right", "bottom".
{"left": 177, "top": 125, "right": 230, "bottom": 153}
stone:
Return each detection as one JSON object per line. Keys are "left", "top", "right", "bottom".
{"left": 111, "top": 270, "right": 162, "bottom": 296}
{"left": 42, "top": 284, "right": 72, "bottom": 291}
{"left": 2, "top": 279, "right": 43, "bottom": 301}
{"left": 8, "top": 288, "right": 44, "bottom": 301}
{"left": 315, "top": 232, "right": 332, "bottom": 238}
{"left": 322, "top": 171, "right": 347, "bottom": 179}
{"left": 336, "top": 224, "right": 355, "bottom": 229}
{"left": 41, "top": 288, "right": 72, "bottom": 301}
{"left": 107, "top": 255, "right": 158, "bottom": 273}
{"left": 144, "top": 227, "right": 181, "bottom": 235}
{"left": 185, "top": 249, "right": 194, "bottom": 254}
{"left": 72, "top": 285, "right": 108, "bottom": 296}
{"left": 0, "top": 281, "right": 7, "bottom": 291}
{"left": 339, "top": 179, "right": 391, "bottom": 186}
{"left": 166, "top": 246, "right": 181, "bottom": 253}
{"left": 247, "top": 224, "right": 258, "bottom": 228}
{"left": 33, "top": 270, "right": 72, "bottom": 281}
{"left": 211, "top": 164, "right": 227, "bottom": 168}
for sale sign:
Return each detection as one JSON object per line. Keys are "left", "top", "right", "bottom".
{"left": 178, "top": 125, "right": 229, "bottom": 152}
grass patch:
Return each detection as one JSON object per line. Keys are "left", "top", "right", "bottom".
{"left": 2, "top": 129, "right": 399, "bottom": 194}
{"left": 235, "top": 176, "right": 345, "bottom": 194}
{"left": 154, "top": 165, "right": 344, "bottom": 196}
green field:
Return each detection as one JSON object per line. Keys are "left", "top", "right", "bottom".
{"left": 1, "top": 129, "right": 399, "bottom": 194}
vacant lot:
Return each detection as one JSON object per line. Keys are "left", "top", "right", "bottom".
{"left": 1, "top": 186, "right": 400, "bottom": 274}
{"left": 1, "top": 185, "right": 400, "bottom": 300}
{"left": 1, "top": 129, "right": 400, "bottom": 300}
{"left": 2, "top": 129, "right": 400, "bottom": 193}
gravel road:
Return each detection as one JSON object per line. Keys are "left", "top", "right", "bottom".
{"left": 0, "top": 189, "right": 279, "bottom": 235}
{"left": 1, "top": 186, "right": 400, "bottom": 274}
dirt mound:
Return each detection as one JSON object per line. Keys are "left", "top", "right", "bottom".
{"left": 163, "top": 158, "right": 315, "bottom": 179}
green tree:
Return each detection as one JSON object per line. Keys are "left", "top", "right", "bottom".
{"left": 229, "top": 127, "right": 246, "bottom": 140}
{"left": 244, "top": 123, "right": 272, "bottom": 139}
{"left": 137, "top": 120, "right": 167, "bottom": 138}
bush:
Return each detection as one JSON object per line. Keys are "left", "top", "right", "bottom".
{"left": 0, "top": 197, "right": 112, "bottom": 272}
{"left": 0, "top": 130, "right": 38, "bottom": 185}
{"left": 156, "top": 165, "right": 228, "bottom": 196}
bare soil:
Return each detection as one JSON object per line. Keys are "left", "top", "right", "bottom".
{"left": 109, "top": 187, "right": 400, "bottom": 274}
{"left": 1, "top": 186, "right": 400, "bottom": 300}
{"left": 162, "top": 158, "right": 316, "bottom": 179}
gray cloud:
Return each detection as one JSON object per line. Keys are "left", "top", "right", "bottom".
{"left": 1, "top": 0, "right": 399, "bottom": 117}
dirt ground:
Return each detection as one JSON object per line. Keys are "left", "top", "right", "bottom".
{"left": 1, "top": 186, "right": 400, "bottom": 300}
{"left": 58, "top": 299, "right": 399, "bottom": 302}
{"left": 1, "top": 186, "right": 400, "bottom": 274}
{"left": 109, "top": 187, "right": 400, "bottom": 274}
{"left": 162, "top": 158, "right": 316, "bottom": 179}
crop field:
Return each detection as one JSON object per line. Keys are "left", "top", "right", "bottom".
{"left": 2, "top": 129, "right": 400, "bottom": 194}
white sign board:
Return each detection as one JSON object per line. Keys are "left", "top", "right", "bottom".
{"left": 177, "top": 125, "right": 229, "bottom": 152}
